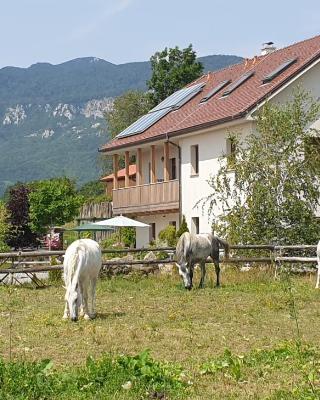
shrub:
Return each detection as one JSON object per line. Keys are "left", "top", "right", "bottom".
{"left": 48, "top": 256, "right": 62, "bottom": 285}
{"left": 176, "top": 215, "right": 189, "bottom": 239}
{"left": 158, "top": 225, "right": 177, "bottom": 247}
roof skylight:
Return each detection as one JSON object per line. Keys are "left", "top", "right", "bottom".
{"left": 221, "top": 71, "right": 255, "bottom": 96}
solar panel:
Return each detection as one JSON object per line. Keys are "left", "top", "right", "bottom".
{"left": 151, "top": 82, "right": 205, "bottom": 112}
{"left": 221, "top": 71, "right": 255, "bottom": 96}
{"left": 115, "top": 82, "right": 205, "bottom": 139}
{"left": 115, "top": 108, "right": 170, "bottom": 139}
{"left": 200, "top": 80, "right": 231, "bottom": 103}
{"left": 262, "top": 58, "right": 297, "bottom": 84}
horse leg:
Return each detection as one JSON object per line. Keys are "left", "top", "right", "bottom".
{"left": 189, "top": 263, "right": 194, "bottom": 287}
{"left": 80, "top": 281, "right": 90, "bottom": 320}
{"left": 79, "top": 291, "right": 84, "bottom": 317}
{"left": 316, "top": 260, "right": 320, "bottom": 289}
{"left": 199, "top": 261, "right": 206, "bottom": 288}
{"left": 214, "top": 260, "right": 221, "bottom": 287}
{"left": 62, "top": 300, "right": 69, "bottom": 320}
{"left": 89, "top": 278, "right": 97, "bottom": 319}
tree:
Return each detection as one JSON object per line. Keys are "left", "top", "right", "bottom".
{"left": 147, "top": 44, "right": 204, "bottom": 107}
{"left": 78, "top": 180, "right": 106, "bottom": 203}
{"left": 105, "top": 90, "right": 151, "bottom": 139}
{"left": 0, "top": 201, "right": 9, "bottom": 251}
{"left": 29, "top": 177, "right": 83, "bottom": 234}
{"left": 176, "top": 215, "right": 189, "bottom": 239}
{"left": 204, "top": 90, "right": 320, "bottom": 245}
{"left": 6, "top": 184, "right": 38, "bottom": 249}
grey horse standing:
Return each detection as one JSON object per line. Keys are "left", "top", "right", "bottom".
{"left": 175, "top": 232, "right": 230, "bottom": 290}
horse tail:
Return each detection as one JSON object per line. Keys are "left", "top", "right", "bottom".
{"left": 216, "top": 237, "right": 230, "bottom": 259}
{"left": 176, "top": 232, "right": 191, "bottom": 263}
{"left": 64, "top": 242, "right": 82, "bottom": 296}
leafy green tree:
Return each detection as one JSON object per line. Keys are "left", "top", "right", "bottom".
{"left": 29, "top": 177, "right": 83, "bottom": 234}
{"left": 105, "top": 90, "right": 151, "bottom": 138}
{"left": 78, "top": 180, "right": 107, "bottom": 203}
{"left": 0, "top": 201, "right": 9, "bottom": 251}
{"left": 147, "top": 45, "right": 204, "bottom": 106}
{"left": 176, "top": 215, "right": 189, "bottom": 239}
{"left": 205, "top": 90, "right": 320, "bottom": 245}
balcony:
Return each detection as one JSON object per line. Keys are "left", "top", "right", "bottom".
{"left": 112, "top": 180, "right": 179, "bottom": 215}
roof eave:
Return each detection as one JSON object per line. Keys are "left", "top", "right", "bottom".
{"left": 98, "top": 112, "right": 246, "bottom": 153}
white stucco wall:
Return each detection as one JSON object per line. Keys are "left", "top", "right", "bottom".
{"left": 178, "top": 122, "right": 255, "bottom": 234}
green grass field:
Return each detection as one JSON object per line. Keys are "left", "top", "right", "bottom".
{"left": 1, "top": 267, "right": 320, "bottom": 399}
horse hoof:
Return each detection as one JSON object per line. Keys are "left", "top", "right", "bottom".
{"left": 83, "top": 314, "right": 91, "bottom": 320}
{"left": 62, "top": 315, "right": 68, "bottom": 320}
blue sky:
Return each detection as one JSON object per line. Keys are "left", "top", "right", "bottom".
{"left": 1, "top": 0, "right": 319, "bottom": 68}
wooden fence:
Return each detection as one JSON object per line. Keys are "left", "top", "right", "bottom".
{"left": 76, "top": 201, "right": 113, "bottom": 241}
{"left": 0, "top": 244, "right": 318, "bottom": 287}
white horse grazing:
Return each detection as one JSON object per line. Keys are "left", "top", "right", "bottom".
{"left": 63, "top": 238, "right": 102, "bottom": 321}
{"left": 176, "top": 232, "right": 229, "bottom": 290}
{"left": 316, "top": 241, "right": 320, "bottom": 289}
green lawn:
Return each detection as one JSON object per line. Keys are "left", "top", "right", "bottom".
{"left": 0, "top": 267, "right": 320, "bottom": 399}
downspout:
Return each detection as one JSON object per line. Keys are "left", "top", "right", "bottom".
{"left": 166, "top": 134, "right": 182, "bottom": 227}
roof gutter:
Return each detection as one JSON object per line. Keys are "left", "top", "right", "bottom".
{"left": 98, "top": 111, "right": 247, "bottom": 153}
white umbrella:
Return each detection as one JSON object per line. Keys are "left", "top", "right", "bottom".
{"left": 94, "top": 215, "right": 150, "bottom": 228}
{"left": 94, "top": 215, "right": 150, "bottom": 246}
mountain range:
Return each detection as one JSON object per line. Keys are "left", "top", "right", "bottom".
{"left": 0, "top": 54, "right": 243, "bottom": 196}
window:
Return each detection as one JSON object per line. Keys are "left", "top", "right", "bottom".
{"left": 170, "top": 158, "right": 176, "bottom": 180}
{"left": 262, "top": 58, "right": 297, "bottom": 84}
{"left": 150, "top": 223, "right": 156, "bottom": 242}
{"left": 169, "top": 221, "right": 177, "bottom": 229}
{"left": 200, "top": 80, "right": 231, "bottom": 103}
{"left": 191, "top": 145, "right": 199, "bottom": 175}
{"left": 191, "top": 217, "right": 199, "bottom": 234}
{"left": 221, "top": 71, "right": 254, "bottom": 96}
{"left": 226, "top": 137, "right": 236, "bottom": 168}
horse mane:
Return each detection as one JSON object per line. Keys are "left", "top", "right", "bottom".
{"left": 176, "top": 232, "right": 191, "bottom": 263}
{"left": 64, "top": 243, "right": 82, "bottom": 297}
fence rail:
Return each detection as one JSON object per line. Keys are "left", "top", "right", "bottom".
{"left": 0, "top": 243, "right": 318, "bottom": 287}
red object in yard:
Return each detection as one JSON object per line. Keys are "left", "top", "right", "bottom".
{"left": 44, "top": 232, "right": 62, "bottom": 250}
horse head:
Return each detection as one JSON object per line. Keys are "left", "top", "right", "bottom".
{"left": 66, "top": 283, "right": 81, "bottom": 321}
{"left": 176, "top": 262, "right": 192, "bottom": 290}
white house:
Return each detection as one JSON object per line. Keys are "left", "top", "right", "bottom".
{"left": 99, "top": 35, "right": 320, "bottom": 247}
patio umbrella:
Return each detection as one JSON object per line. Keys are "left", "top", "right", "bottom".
{"left": 94, "top": 215, "right": 150, "bottom": 245}
{"left": 67, "top": 223, "right": 115, "bottom": 240}
{"left": 94, "top": 215, "right": 150, "bottom": 228}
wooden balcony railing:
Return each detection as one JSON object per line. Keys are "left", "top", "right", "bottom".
{"left": 112, "top": 180, "right": 179, "bottom": 215}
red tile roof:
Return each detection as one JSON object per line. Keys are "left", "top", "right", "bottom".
{"left": 100, "top": 35, "right": 320, "bottom": 152}
{"left": 100, "top": 164, "right": 137, "bottom": 181}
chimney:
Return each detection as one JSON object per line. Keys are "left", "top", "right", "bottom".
{"left": 261, "top": 42, "right": 276, "bottom": 55}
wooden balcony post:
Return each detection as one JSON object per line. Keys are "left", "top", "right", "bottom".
{"left": 113, "top": 153, "right": 119, "bottom": 190}
{"left": 125, "top": 151, "right": 130, "bottom": 187}
{"left": 136, "top": 148, "right": 142, "bottom": 185}
{"left": 164, "top": 141, "right": 170, "bottom": 181}
{"left": 150, "top": 145, "right": 156, "bottom": 183}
